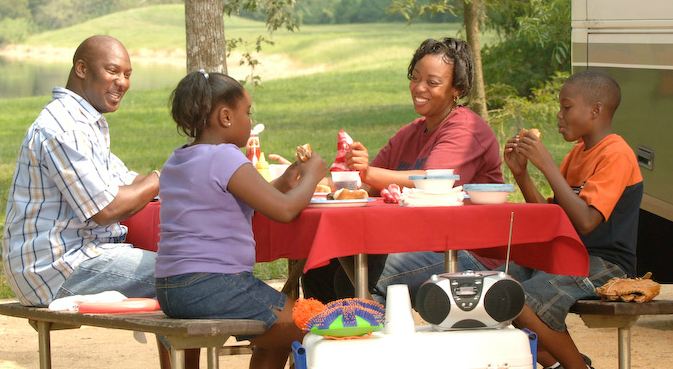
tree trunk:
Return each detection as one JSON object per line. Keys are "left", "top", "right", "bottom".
{"left": 185, "top": 0, "right": 227, "bottom": 74}
{"left": 463, "top": 0, "right": 488, "bottom": 121}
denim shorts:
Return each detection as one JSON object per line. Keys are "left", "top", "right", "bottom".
{"left": 155, "top": 272, "right": 286, "bottom": 329}
{"left": 501, "top": 256, "right": 625, "bottom": 331}
{"left": 372, "top": 250, "right": 487, "bottom": 305}
{"left": 55, "top": 244, "right": 156, "bottom": 300}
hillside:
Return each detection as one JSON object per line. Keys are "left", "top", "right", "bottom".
{"left": 5, "top": 4, "right": 480, "bottom": 72}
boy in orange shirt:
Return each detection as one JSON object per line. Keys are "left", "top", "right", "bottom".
{"left": 504, "top": 70, "right": 643, "bottom": 369}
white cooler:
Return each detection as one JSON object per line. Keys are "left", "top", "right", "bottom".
{"left": 300, "top": 285, "right": 534, "bottom": 369}
{"left": 302, "top": 325, "right": 533, "bottom": 369}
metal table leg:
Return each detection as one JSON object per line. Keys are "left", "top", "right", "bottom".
{"left": 36, "top": 321, "right": 52, "bottom": 369}
{"left": 354, "top": 254, "right": 369, "bottom": 299}
{"left": 618, "top": 326, "right": 631, "bottom": 369}
{"left": 171, "top": 348, "right": 186, "bottom": 369}
{"left": 444, "top": 250, "right": 458, "bottom": 273}
{"left": 207, "top": 346, "right": 220, "bottom": 369}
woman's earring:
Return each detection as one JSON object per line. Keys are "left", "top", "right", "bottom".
{"left": 224, "top": 121, "right": 231, "bottom": 127}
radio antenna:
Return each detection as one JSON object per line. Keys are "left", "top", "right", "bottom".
{"left": 505, "top": 211, "right": 514, "bottom": 275}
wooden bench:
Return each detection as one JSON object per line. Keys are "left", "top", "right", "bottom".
{"left": 570, "top": 299, "right": 673, "bottom": 369}
{"left": 0, "top": 301, "right": 265, "bottom": 369}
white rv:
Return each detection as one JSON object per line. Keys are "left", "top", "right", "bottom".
{"left": 572, "top": 0, "right": 673, "bottom": 281}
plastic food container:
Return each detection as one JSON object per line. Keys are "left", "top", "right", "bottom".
{"left": 409, "top": 174, "right": 460, "bottom": 194}
{"left": 464, "top": 183, "right": 515, "bottom": 204}
{"left": 331, "top": 171, "right": 361, "bottom": 190}
{"left": 425, "top": 169, "right": 455, "bottom": 177}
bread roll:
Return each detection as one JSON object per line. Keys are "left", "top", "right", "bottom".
{"left": 519, "top": 128, "right": 541, "bottom": 139}
{"left": 332, "top": 188, "right": 369, "bottom": 200}
{"left": 296, "top": 143, "right": 312, "bottom": 162}
{"left": 315, "top": 184, "right": 331, "bottom": 193}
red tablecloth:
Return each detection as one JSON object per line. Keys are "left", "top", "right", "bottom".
{"left": 121, "top": 201, "right": 160, "bottom": 252}
{"left": 253, "top": 199, "right": 589, "bottom": 276}
{"left": 121, "top": 198, "right": 589, "bottom": 276}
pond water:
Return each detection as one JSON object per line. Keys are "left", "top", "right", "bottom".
{"left": 0, "top": 56, "right": 186, "bottom": 99}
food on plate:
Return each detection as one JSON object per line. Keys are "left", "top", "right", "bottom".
{"left": 327, "top": 188, "right": 369, "bottom": 200}
{"left": 315, "top": 184, "right": 331, "bottom": 193}
{"left": 296, "top": 143, "right": 313, "bottom": 162}
{"left": 518, "top": 128, "right": 541, "bottom": 139}
{"left": 596, "top": 272, "right": 661, "bottom": 303}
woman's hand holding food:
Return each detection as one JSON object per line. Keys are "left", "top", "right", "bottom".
{"left": 346, "top": 141, "right": 370, "bottom": 178}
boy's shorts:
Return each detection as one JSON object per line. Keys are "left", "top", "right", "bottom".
{"left": 502, "top": 256, "right": 625, "bottom": 331}
{"left": 155, "top": 271, "right": 286, "bottom": 330}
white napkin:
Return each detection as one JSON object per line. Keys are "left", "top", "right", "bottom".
{"left": 399, "top": 186, "right": 465, "bottom": 207}
{"left": 48, "top": 290, "right": 128, "bottom": 312}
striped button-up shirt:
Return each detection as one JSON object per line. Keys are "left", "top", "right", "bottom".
{"left": 2, "top": 87, "right": 137, "bottom": 306}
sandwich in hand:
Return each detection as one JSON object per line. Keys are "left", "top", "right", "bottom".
{"left": 296, "top": 143, "right": 313, "bottom": 162}
{"left": 518, "top": 128, "right": 541, "bottom": 139}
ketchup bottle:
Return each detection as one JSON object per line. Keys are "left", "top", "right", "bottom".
{"left": 246, "top": 134, "right": 261, "bottom": 166}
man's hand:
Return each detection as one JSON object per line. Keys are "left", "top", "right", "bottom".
{"left": 91, "top": 171, "right": 159, "bottom": 226}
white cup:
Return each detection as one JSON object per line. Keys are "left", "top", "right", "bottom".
{"left": 269, "top": 164, "right": 290, "bottom": 180}
{"left": 383, "top": 284, "right": 415, "bottom": 335}
{"left": 330, "top": 171, "right": 361, "bottom": 190}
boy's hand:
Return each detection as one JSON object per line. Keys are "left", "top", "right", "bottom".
{"left": 504, "top": 136, "right": 528, "bottom": 177}
{"left": 514, "top": 133, "right": 555, "bottom": 173}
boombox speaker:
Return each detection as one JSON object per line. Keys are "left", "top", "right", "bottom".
{"left": 415, "top": 270, "right": 525, "bottom": 330}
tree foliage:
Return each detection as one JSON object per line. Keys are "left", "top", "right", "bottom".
{"left": 482, "top": 0, "right": 570, "bottom": 96}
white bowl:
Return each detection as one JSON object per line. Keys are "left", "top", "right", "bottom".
{"left": 464, "top": 184, "right": 514, "bottom": 204}
{"left": 425, "top": 169, "right": 455, "bottom": 177}
{"left": 409, "top": 174, "right": 460, "bottom": 194}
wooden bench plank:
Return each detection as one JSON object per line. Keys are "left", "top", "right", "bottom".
{"left": 569, "top": 299, "right": 673, "bottom": 369}
{"left": 570, "top": 299, "right": 673, "bottom": 316}
{"left": 0, "top": 302, "right": 265, "bottom": 337}
{"left": 0, "top": 301, "right": 266, "bottom": 369}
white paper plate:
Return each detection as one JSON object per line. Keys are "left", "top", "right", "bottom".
{"left": 308, "top": 198, "right": 374, "bottom": 208}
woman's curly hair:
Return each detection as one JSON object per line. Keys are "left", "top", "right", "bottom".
{"left": 407, "top": 37, "right": 474, "bottom": 100}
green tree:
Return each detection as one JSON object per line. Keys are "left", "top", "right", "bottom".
{"left": 0, "top": 0, "right": 31, "bottom": 19}
{"left": 389, "top": 0, "right": 489, "bottom": 120}
{"left": 483, "top": 0, "right": 570, "bottom": 96}
{"left": 184, "top": 0, "right": 298, "bottom": 81}
{"left": 0, "top": 0, "right": 33, "bottom": 44}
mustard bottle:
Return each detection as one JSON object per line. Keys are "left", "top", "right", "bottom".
{"left": 256, "top": 152, "right": 272, "bottom": 181}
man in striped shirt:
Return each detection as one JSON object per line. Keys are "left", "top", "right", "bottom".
{"left": 2, "top": 35, "right": 161, "bottom": 307}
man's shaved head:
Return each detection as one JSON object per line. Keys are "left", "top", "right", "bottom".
{"left": 565, "top": 70, "right": 621, "bottom": 118}
{"left": 71, "top": 35, "right": 129, "bottom": 72}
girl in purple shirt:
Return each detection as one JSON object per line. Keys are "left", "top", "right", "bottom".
{"left": 157, "top": 70, "right": 326, "bottom": 369}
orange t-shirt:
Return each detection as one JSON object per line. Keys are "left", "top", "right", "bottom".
{"left": 560, "top": 134, "right": 642, "bottom": 221}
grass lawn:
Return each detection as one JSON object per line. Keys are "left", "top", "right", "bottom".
{"left": 0, "top": 6, "right": 570, "bottom": 299}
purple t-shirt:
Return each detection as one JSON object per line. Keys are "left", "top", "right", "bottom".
{"left": 156, "top": 143, "right": 254, "bottom": 278}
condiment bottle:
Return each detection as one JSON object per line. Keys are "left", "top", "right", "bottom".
{"left": 256, "top": 152, "right": 272, "bottom": 181}
{"left": 246, "top": 134, "right": 261, "bottom": 166}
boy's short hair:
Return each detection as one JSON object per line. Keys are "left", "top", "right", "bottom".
{"left": 566, "top": 70, "right": 622, "bottom": 118}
